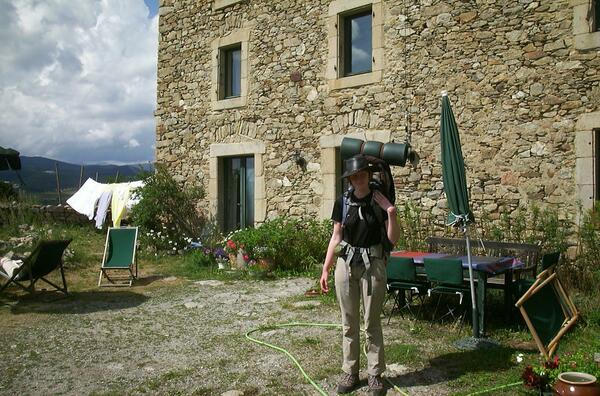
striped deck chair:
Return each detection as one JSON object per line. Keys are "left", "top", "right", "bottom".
{"left": 98, "top": 227, "right": 138, "bottom": 287}
{"left": 0, "top": 239, "right": 72, "bottom": 295}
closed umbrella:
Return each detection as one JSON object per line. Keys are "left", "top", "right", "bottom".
{"left": 440, "top": 91, "right": 478, "bottom": 337}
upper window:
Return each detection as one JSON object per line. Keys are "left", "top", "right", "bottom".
{"left": 220, "top": 44, "right": 241, "bottom": 99}
{"left": 210, "top": 28, "right": 250, "bottom": 110}
{"left": 326, "top": 0, "right": 383, "bottom": 91}
{"left": 341, "top": 8, "right": 372, "bottom": 77}
{"left": 573, "top": 0, "right": 600, "bottom": 50}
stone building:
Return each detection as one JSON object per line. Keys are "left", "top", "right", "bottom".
{"left": 156, "top": 0, "right": 600, "bottom": 233}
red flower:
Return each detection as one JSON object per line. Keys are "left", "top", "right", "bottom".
{"left": 544, "top": 356, "right": 559, "bottom": 370}
{"left": 226, "top": 240, "right": 236, "bottom": 250}
{"left": 522, "top": 365, "right": 541, "bottom": 389}
{"left": 243, "top": 254, "right": 250, "bottom": 262}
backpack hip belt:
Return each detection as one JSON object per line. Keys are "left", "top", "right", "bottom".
{"left": 339, "top": 241, "right": 383, "bottom": 296}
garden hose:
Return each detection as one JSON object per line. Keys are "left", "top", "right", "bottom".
{"left": 245, "top": 322, "right": 410, "bottom": 396}
{"left": 464, "top": 381, "right": 522, "bottom": 396}
{"left": 246, "top": 322, "right": 524, "bottom": 396}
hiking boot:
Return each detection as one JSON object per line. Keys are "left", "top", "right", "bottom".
{"left": 368, "top": 374, "right": 385, "bottom": 396}
{"left": 337, "top": 372, "right": 359, "bottom": 394}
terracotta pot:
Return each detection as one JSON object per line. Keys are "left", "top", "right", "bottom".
{"left": 554, "top": 372, "right": 600, "bottom": 396}
{"left": 257, "top": 258, "right": 273, "bottom": 271}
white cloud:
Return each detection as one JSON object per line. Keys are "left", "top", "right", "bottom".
{"left": 127, "top": 138, "right": 140, "bottom": 148}
{"left": 0, "top": 0, "right": 157, "bottom": 164}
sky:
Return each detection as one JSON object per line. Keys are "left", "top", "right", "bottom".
{"left": 0, "top": 0, "right": 159, "bottom": 165}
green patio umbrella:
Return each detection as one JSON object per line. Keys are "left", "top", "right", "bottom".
{"left": 440, "top": 91, "right": 478, "bottom": 337}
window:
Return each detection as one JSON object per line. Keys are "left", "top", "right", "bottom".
{"left": 221, "top": 156, "right": 254, "bottom": 233}
{"left": 341, "top": 8, "right": 372, "bottom": 77}
{"left": 220, "top": 44, "right": 241, "bottom": 99}
{"left": 211, "top": 28, "right": 250, "bottom": 110}
{"left": 596, "top": 0, "right": 600, "bottom": 31}
{"left": 573, "top": 0, "right": 600, "bottom": 49}
{"left": 326, "top": 0, "right": 383, "bottom": 90}
{"left": 595, "top": 129, "right": 600, "bottom": 201}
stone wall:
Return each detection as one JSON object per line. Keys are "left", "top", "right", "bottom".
{"left": 0, "top": 204, "right": 92, "bottom": 225}
{"left": 156, "top": 0, "right": 600, "bottom": 229}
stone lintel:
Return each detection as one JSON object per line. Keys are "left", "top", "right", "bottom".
{"left": 576, "top": 112, "right": 600, "bottom": 130}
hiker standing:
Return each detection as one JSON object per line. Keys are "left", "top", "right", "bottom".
{"left": 319, "top": 154, "right": 400, "bottom": 396}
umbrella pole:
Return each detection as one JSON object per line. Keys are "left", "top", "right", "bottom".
{"left": 465, "top": 224, "right": 480, "bottom": 338}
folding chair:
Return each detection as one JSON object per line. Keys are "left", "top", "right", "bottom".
{"left": 385, "top": 257, "right": 429, "bottom": 323}
{"left": 515, "top": 264, "right": 578, "bottom": 360}
{"left": 424, "top": 258, "right": 470, "bottom": 327}
{"left": 0, "top": 239, "right": 72, "bottom": 295}
{"left": 98, "top": 227, "right": 138, "bottom": 287}
{"left": 513, "top": 251, "right": 562, "bottom": 303}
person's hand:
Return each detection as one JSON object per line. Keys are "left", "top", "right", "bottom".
{"left": 373, "top": 190, "right": 395, "bottom": 214}
{"left": 319, "top": 269, "right": 329, "bottom": 293}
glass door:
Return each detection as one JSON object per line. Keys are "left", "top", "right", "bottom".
{"left": 222, "top": 156, "right": 254, "bottom": 233}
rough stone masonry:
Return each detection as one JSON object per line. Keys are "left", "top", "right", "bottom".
{"left": 155, "top": 0, "right": 600, "bottom": 230}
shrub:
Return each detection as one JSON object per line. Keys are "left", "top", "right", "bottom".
{"left": 225, "top": 217, "right": 331, "bottom": 272}
{"left": 130, "top": 165, "right": 206, "bottom": 252}
{"left": 571, "top": 204, "right": 600, "bottom": 291}
{"left": 396, "top": 201, "right": 434, "bottom": 251}
{"left": 0, "top": 181, "right": 18, "bottom": 202}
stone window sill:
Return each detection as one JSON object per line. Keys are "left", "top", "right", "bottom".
{"left": 213, "top": 0, "right": 245, "bottom": 11}
{"left": 574, "top": 31, "right": 600, "bottom": 50}
{"left": 212, "top": 96, "right": 247, "bottom": 111}
{"left": 328, "top": 71, "right": 382, "bottom": 91}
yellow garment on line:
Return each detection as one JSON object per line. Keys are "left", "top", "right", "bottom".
{"left": 111, "top": 183, "right": 131, "bottom": 227}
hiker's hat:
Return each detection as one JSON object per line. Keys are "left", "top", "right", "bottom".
{"left": 341, "top": 154, "right": 376, "bottom": 178}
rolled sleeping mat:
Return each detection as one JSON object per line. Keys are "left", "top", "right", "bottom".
{"left": 381, "top": 142, "right": 410, "bottom": 166}
{"left": 362, "top": 140, "right": 384, "bottom": 158}
{"left": 340, "top": 137, "right": 364, "bottom": 160}
{"left": 340, "top": 137, "right": 412, "bottom": 166}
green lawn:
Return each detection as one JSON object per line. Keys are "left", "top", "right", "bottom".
{"left": 1, "top": 222, "right": 598, "bottom": 395}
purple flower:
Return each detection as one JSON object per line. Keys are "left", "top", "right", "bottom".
{"left": 213, "top": 247, "right": 227, "bottom": 259}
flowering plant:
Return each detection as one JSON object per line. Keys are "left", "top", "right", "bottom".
{"left": 521, "top": 355, "right": 560, "bottom": 393}
{"left": 213, "top": 247, "right": 227, "bottom": 260}
{"left": 225, "top": 239, "right": 237, "bottom": 255}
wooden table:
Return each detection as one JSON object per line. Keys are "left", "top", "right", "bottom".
{"left": 391, "top": 251, "right": 523, "bottom": 336}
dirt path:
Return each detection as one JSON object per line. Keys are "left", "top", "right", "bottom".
{"left": 0, "top": 277, "right": 451, "bottom": 395}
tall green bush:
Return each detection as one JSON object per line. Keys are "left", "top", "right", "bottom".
{"left": 130, "top": 165, "right": 206, "bottom": 252}
{"left": 572, "top": 204, "right": 600, "bottom": 291}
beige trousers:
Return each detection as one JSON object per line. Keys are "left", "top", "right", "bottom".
{"left": 334, "top": 255, "right": 387, "bottom": 376}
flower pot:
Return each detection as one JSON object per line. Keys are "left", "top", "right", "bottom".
{"left": 228, "top": 253, "right": 237, "bottom": 267}
{"left": 217, "top": 260, "right": 227, "bottom": 270}
{"left": 257, "top": 258, "right": 273, "bottom": 271}
{"left": 554, "top": 372, "right": 600, "bottom": 396}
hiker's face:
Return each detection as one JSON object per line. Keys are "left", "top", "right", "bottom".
{"left": 349, "top": 170, "right": 370, "bottom": 189}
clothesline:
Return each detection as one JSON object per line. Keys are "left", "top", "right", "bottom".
{"left": 66, "top": 178, "right": 144, "bottom": 228}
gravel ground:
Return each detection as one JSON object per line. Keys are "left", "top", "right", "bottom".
{"left": 0, "top": 277, "right": 452, "bottom": 396}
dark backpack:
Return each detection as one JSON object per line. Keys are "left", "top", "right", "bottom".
{"left": 341, "top": 155, "right": 395, "bottom": 254}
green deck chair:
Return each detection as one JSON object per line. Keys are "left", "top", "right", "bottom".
{"left": 514, "top": 264, "right": 578, "bottom": 360}
{"left": 0, "top": 239, "right": 72, "bottom": 295}
{"left": 98, "top": 227, "right": 138, "bottom": 287}
{"left": 424, "top": 257, "right": 470, "bottom": 325}
{"left": 386, "top": 257, "right": 429, "bottom": 323}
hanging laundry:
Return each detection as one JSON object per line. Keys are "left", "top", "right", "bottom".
{"left": 94, "top": 190, "right": 113, "bottom": 229}
{"left": 66, "top": 178, "right": 107, "bottom": 219}
{"left": 111, "top": 183, "right": 131, "bottom": 227}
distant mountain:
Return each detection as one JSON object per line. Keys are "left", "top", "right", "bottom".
{"left": 0, "top": 156, "right": 154, "bottom": 204}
